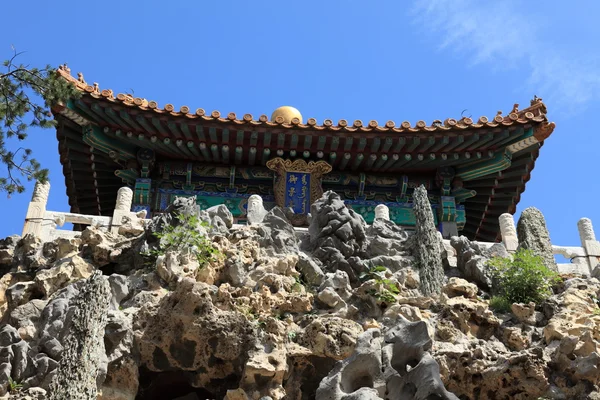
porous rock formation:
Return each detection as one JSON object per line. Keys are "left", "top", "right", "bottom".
{"left": 0, "top": 190, "right": 598, "bottom": 399}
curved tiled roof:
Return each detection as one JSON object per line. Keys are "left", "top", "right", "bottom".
{"left": 56, "top": 64, "right": 555, "bottom": 136}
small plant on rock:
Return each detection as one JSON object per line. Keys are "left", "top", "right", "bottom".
{"left": 488, "top": 249, "right": 560, "bottom": 307}
{"left": 146, "top": 212, "right": 220, "bottom": 268}
{"left": 489, "top": 295, "right": 512, "bottom": 313}
{"left": 360, "top": 265, "right": 400, "bottom": 304}
{"left": 8, "top": 377, "right": 22, "bottom": 393}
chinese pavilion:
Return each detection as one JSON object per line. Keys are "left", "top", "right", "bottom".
{"left": 51, "top": 65, "right": 555, "bottom": 241}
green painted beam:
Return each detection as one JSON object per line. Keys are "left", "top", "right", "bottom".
{"left": 222, "top": 145, "right": 230, "bottom": 162}
{"left": 180, "top": 123, "right": 193, "bottom": 140}
{"left": 235, "top": 146, "right": 243, "bottom": 164}
{"left": 290, "top": 150, "right": 297, "bottom": 157}
{"left": 329, "top": 152, "right": 337, "bottom": 164}
{"left": 469, "top": 132, "right": 494, "bottom": 151}
{"left": 456, "top": 150, "right": 512, "bottom": 181}
{"left": 209, "top": 127, "right": 218, "bottom": 142}
{"left": 222, "top": 128, "right": 230, "bottom": 143}
{"left": 382, "top": 138, "right": 393, "bottom": 152}
{"left": 344, "top": 137, "right": 354, "bottom": 151}
{"left": 331, "top": 136, "right": 340, "bottom": 152}
{"left": 304, "top": 135, "right": 312, "bottom": 150}
{"left": 339, "top": 153, "right": 351, "bottom": 170}
{"left": 167, "top": 121, "right": 183, "bottom": 139}
{"left": 394, "top": 137, "right": 406, "bottom": 152}
{"left": 374, "top": 154, "right": 387, "bottom": 169}
{"left": 485, "top": 130, "right": 510, "bottom": 148}
{"left": 250, "top": 131, "right": 259, "bottom": 146}
{"left": 72, "top": 100, "right": 99, "bottom": 122}
{"left": 406, "top": 137, "right": 420, "bottom": 152}
{"left": 352, "top": 153, "right": 365, "bottom": 170}
{"left": 195, "top": 125, "right": 206, "bottom": 141}
{"left": 290, "top": 134, "right": 298, "bottom": 149}
{"left": 370, "top": 138, "right": 381, "bottom": 152}
{"left": 454, "top": 133, "right": 479, "bottom": 151}
{"left": 199, "top": 142, "right": 211, "bottom": 160}
{"left": 91, "top": 104, "right": 121, "bottom": 126}
{"left": 443, "top": 135, "right": 464, "bottom": 152}
{"left": 186, "top": 141, "right": 202, "bottom": 159}
{"left": 249, "top": 147, "right": 257, "bottom": 165}
{"left": 278, "top": 133, "right": 286, "bottom": 148}
{"left": 357, "top": 137, "right": 367, "bottom": 151}
{"left": 382, "top": 154, "right": 399, "bottom": 170}
{"left": 104, "top": 108, "right": 129, "bottom": 128}
{"left": 175, "top": 139, "right": 195, "bottom": 159}
{"left": 391, "top": 154, "right": 412, "bottom": 169}
{"left": 303, "top": 150, "right": 310, "bottom": 158}
{"left": 494, "top": 127, "right": 529, "bottom": 149}
{"left": 420, "top": 137, "right": 436, "bottom": 152}
{"left": 431, "top": 136, "right": 449, "bottom": 152}
{"left": 210, "top": 144, "right": 220, "bottom": 162}
{"left": 317, "top": 135, "right": 327, "bottom": 151}
{"left": 237, "top": 130, "right": 245, "bottom": 146}
{"left": 366, "top": 154, "right": 377, "bottom": 168}
{"left": 151, "top": 118, "right": 167, "bottom": 136}
{"left": 262, "top": 148, "right": 271, "bottom": 164}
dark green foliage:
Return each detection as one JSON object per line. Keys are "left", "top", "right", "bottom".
{"left": 146, "top": 213, "right": 220, "bottom": 268}
{"left": 360, "top": 265, "right": 400, "bottom": 304}
{"left": 488, "top": 249, "right": 560, "bottom": 305}
{"left": 1, "top": 50, "right": 80, "bottom": 195}
{"left": 489, "top": 296, "right": 512, "bottom": 313}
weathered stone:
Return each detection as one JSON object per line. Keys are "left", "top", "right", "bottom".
{"left": 442, "top": 277, "right": 478, "bottom": 299}
{"left": 450, "top": 236, "right": 510, "bottom": 290}
{"left": 247, "top": 195, "right": 268, "bottom": 225}
{"left": 517, "top": 207, "right": 558, "bottom": 271}
{"left": 412, "top": 185, "right": 444, "bottom": 296}
{"left": 48, "top": 272, "right": 111, "bottom": 400}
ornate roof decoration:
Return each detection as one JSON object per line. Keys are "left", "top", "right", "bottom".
{"left": 56, "top": 65, "right": 555, "bottom": 137}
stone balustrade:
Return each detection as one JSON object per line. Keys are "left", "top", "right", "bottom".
{"left": 21, "top": 188, "right": 600, "bottom": 275}
{"left": 22, "top": 181, "right": 147, "bottom": 241}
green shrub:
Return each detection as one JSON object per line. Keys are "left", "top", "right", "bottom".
{"left": 146, "top": 212, "right": 220, "bottom": 268}
{"left": 360, "top": 265, "right": 400, "bottom": 304}
{"left": 489, "top": 295, "right": 512, "bottom": 313}
{"left": 488, "top": 249, "right": 560, "bottom": 305}
{"left": 8, "top": 377, "right": 22, "bottom": 393}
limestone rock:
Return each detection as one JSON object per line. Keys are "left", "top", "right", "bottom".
{"left": 48, "top": 271, "right": 111, "bottom": 400}
{"left": 517, "top": 207, "right": 558, "bottom": 271}
{"left": 299, "top": 317, "right": 363, "bottom": 360}
{"left": 412, "top": 185, "right": 445, "bottom": 296}
{"left": 34, "top": 255, "right": 94, "bottom": 298}
{"left": 316, "top": 317, "right": 458, "bottom": 400}
{"left": 450, "top": 236, "right": 509, "bottom": 290}
{"left": 442, "top": 277, "right": 478, "bottom": 298}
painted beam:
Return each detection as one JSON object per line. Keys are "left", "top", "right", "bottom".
{"left": 222, "top": 128, "right": 230, "bottom": 144}
{"left": 262, "top": 148, "right": 271, "bottom": 164}
{"left": 393, "top": 137, "right": 406, "bottom": 152}
{"left": 235, "top": 146, "right": 243, "bottom": 164}
{"left": 222, "top": 145, "right": 230, "bottom": 163}
{"left": 331, "top": 136, "right": 340, "bottom": 152}
{"left": 406, "top": 137, "right": 420, "bottom": 152}
{"left": 485, "top": 130, "right": 510, "bottom": 149}
{"left": 250, "top": 131, "right": 259, "bottom": 147}
{"left": 237, "top": 130, "right": 245, "bottom": 146}
{"left": 195, "top": 125, "right": 206, "bottom": 141}
{"left": 339, "top": 153, "right": 351, "bottom": 170}
{"left": 199, "top": 142, "right": 211, "bottom": 160}
{"left": 317, "top": 135, "right": 327, "bottom": 151}
{"left": 419, "top": 137, "right": 436, "bottom": 152}
{"left": 443, "top": 135, "right": 464, "bottom": 152}
{"left": 456, "top": 150, "right": 512, "bottom": 181}
{"left": 382, "top": 138, "right": 393, "bottom": 152}
{"left": 454, "top": 133, "right": 480, "bottom": 151}
{"left": 249, "top": 147, "right": 257, "bottom": 165}
{"left": 370, "top": 138, "right": 381, "bottom": 152}
{"left": 366, "top": 154, "right": 377, "bottom": 168}
{"left": 304, "top": 135, "right": 312, "bottom": 151}
{"left": 431, "top": 136, "right": 450, "bottom": 152}
{"left": 151, "top": 118, "right": 168, "bottom": 137}
{"left": 374, "top": 154, "right": 387, "bottom": 169}
{"left": 278, "top": 133, "right": 286, "bottom": 148}
{"left": 210, "top": 144, "right": 220, "bottom": 162}
{"left": 329, "top": 152, "right": 337, "bottom": 165}
{"left": 468, "top": 132, "right": 494, "bottom": 150}
{"left": 167, "top": 121, "right": 184, "bottom": 139}
{"left": 264, "top": 132, "right": 272, "bottom": 147}
{"left": 180, "top": 123, "right": 193, "bottom": 141}
{"left": 344, "top": 137, "right": 354, "bottom": 152}
{"left": 352, "top": 153, "right": 365, "bottom": 170}
{"left": 209, "top": 127, "right": 218, "bottom": 142}
{"left": 382, "top": 154, "right": 399, "bottom": 170}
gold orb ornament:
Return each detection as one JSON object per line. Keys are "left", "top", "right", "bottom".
{"left": 271, "top": 106, "right": 303, "bottom": 124}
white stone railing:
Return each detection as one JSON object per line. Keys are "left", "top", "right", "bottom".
{"left": 21, "top": 188, "right": 600, "bottom": 275}
{"left": 22, "top": 182, "right": 147, "bottom": 242}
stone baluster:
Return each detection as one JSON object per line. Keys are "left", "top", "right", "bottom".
{"left": 578, "top": 217, "right": 600, "bottom": 274}
{"left": 499, "top": 213, "right": 518, "bottom": 253}
{"left": 374, "top": 204, "right": 390, "bottom": 221}
{"left": 22, "top": 181, "right": 50, "bottom": 239}
{"left": 111, "top": 187, "right": 134, "bottom": 234}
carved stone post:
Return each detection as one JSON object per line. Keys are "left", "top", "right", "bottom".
{"left": 374, "top": 204, "right": 390, "bottom": 221}
{"left": 499, "top": 213, "right": 518, "bottom": 253}
{"left": 22, "top": 181, "right": 50, "bottom": 239}
{"left": 578, "top": 218, "right": 600, "bottom": 273}
{"left": 111, "top": 187, "right": 134, "bottom": 234}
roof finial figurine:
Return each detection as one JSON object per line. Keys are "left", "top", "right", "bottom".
{"left": 59, "top": 63, "right": 70, "bottom": 74}
{"left": 93, "top": 83, "right": 100, "bottom": 94}
{"left": 531, "top": 95, "right": 543, "bottom": 105}
{"left": 511, "top": 103, "right": 519, "bottom": 113}
{"left": 496, "top": 110, "right": 503, "bottom": 116}
{"left": 77, "top": 72, "right": 86, "bottom": 84}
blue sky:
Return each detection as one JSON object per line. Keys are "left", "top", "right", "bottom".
{"left": 1, "top": 0, "right": 599, "bottom": 247}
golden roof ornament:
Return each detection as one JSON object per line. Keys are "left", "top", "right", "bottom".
{"left": 271, "top": 106, "right": 303, "bottom": 124}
